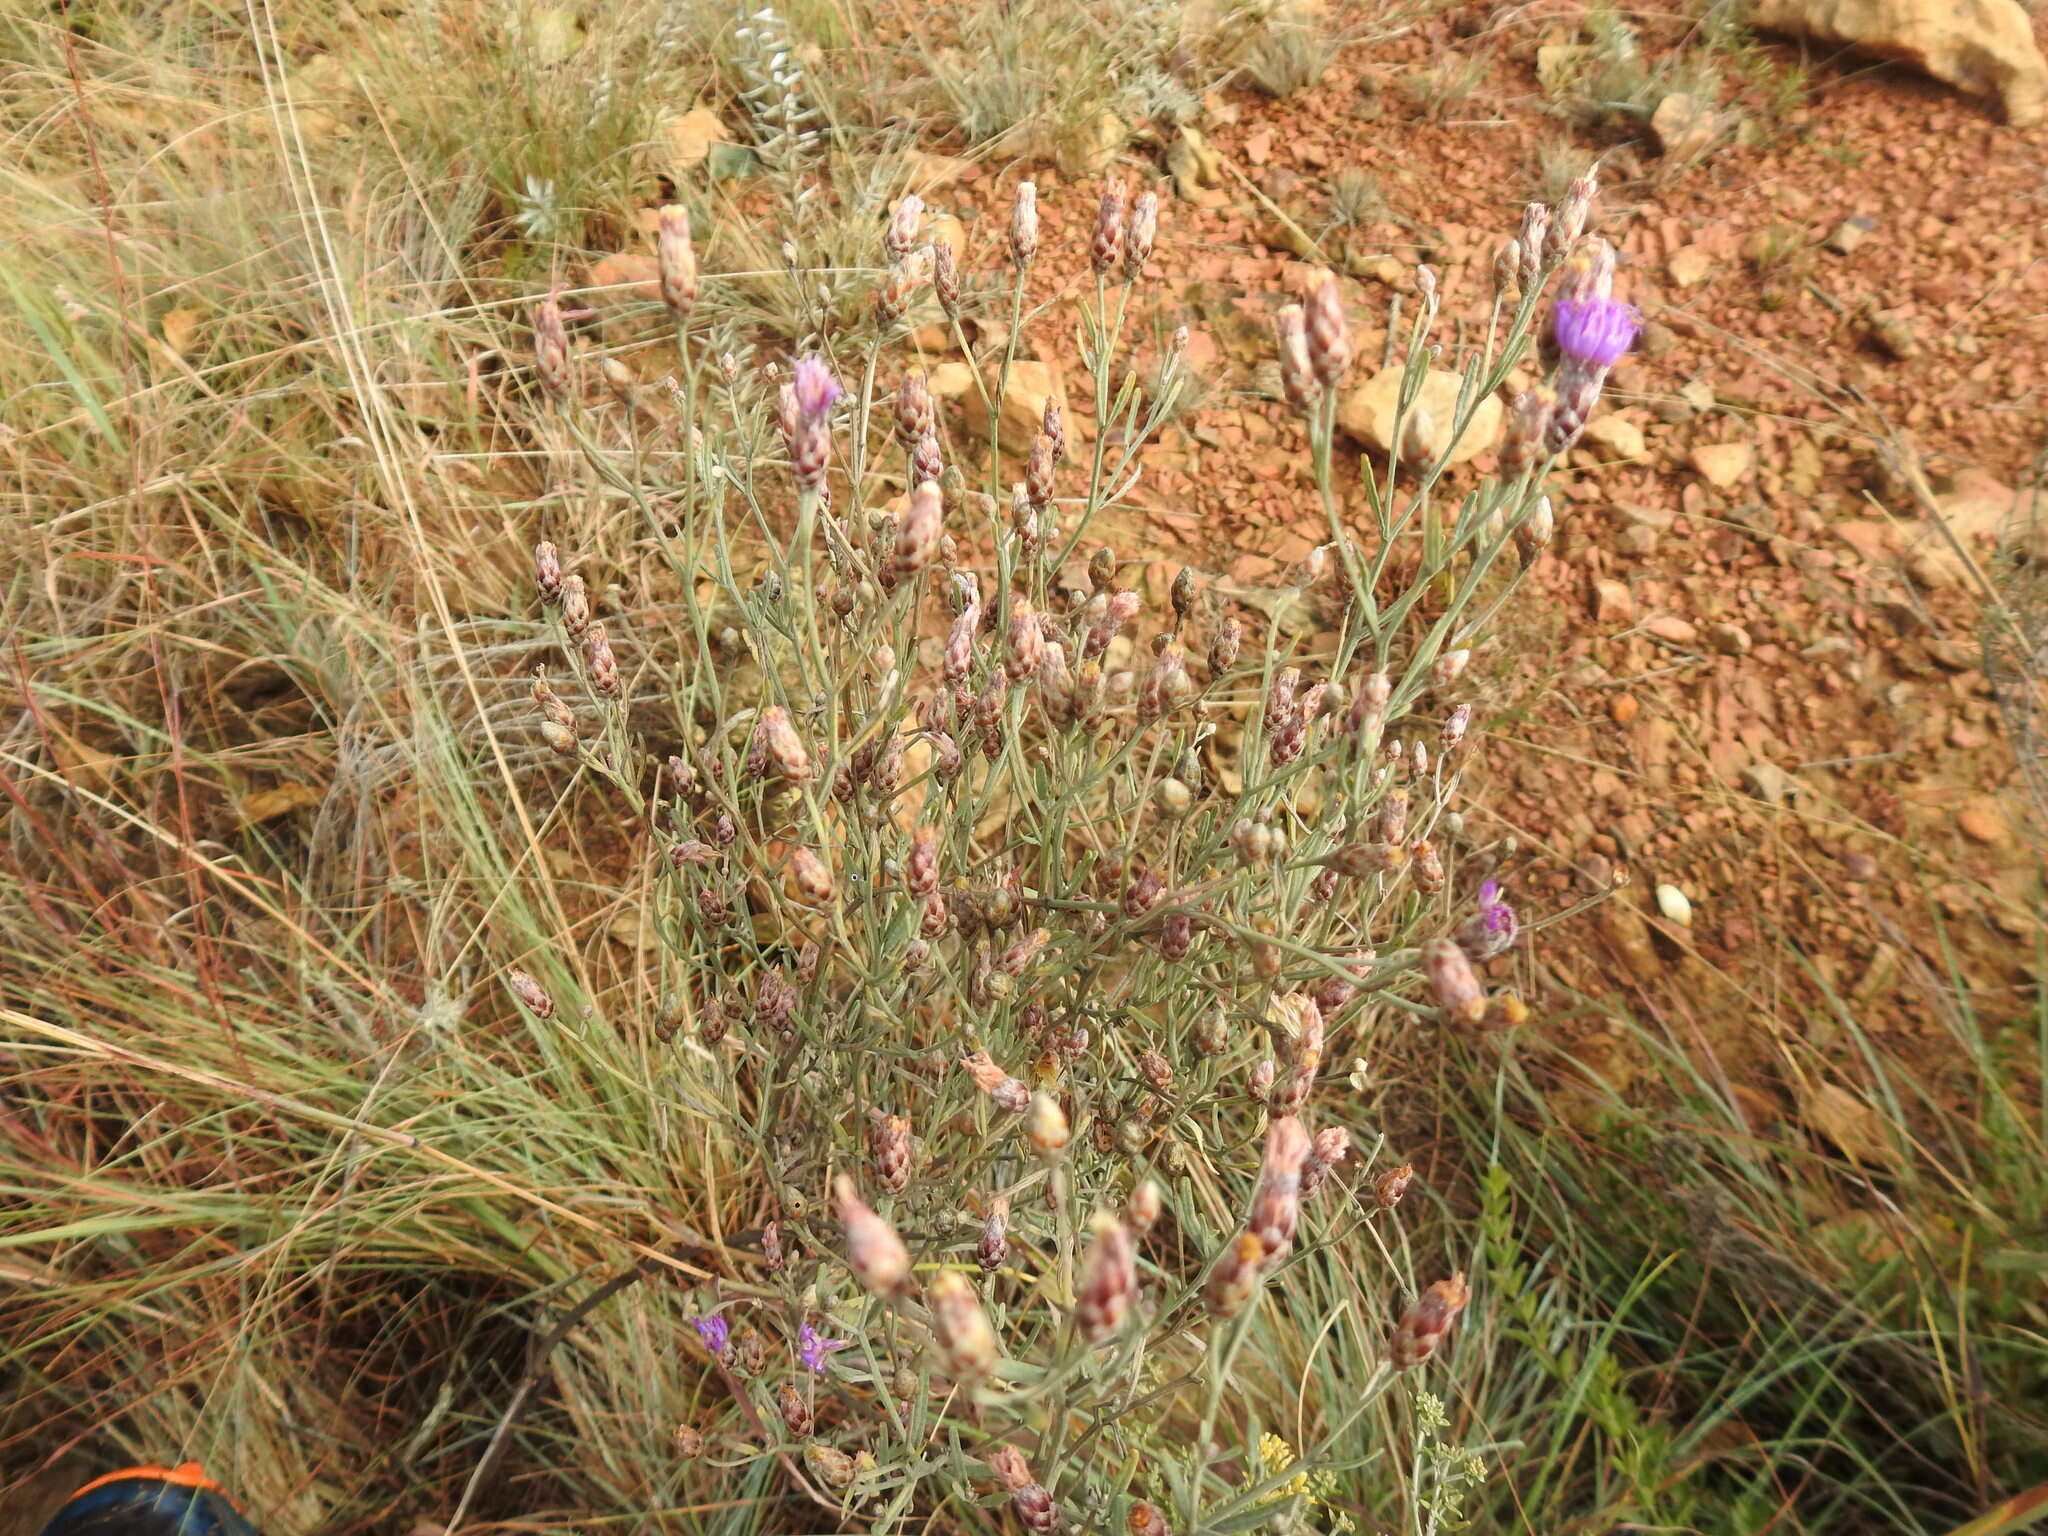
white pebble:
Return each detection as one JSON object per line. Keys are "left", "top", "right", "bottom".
{"left": 1654, "top": 883, "right": 1693, "bottom": 928}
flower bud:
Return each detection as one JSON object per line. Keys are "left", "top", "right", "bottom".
{"left": 507, "top": 967, "right": 555, "bottom": 1019}
{"left": 1373, "top": 1162, "right": 1415, "bottom": 1209}
{"left": 927, "top": 1269, "right": 998, "bottom": 1378}
{"left": 1091, "top": 182, "right": 1127, "bottom": 275}
{"left": 868, "top": 1109, "right": 912, "bottom": 1194}
{"left": 1125, "top": 189, "right": 1159, "bottom": 281}
{"left": 1026, "top": 1092, "right": 1070, "bottom": 1157}
{"left": 1304, "top": 273, "right": 1352, "bottom": 387}
{"left": 1390, "top": 1272, "right": 1470, "bottom": 1370}
{"left": 657, "top": 204, "right": 698, "bottom": 324}
{"left": 1204, "top": 1231, "right": 1266, "bottom": 1318}
{"left": 1010, "top": 181, "right": 1039, "bottom": 269}
{"left": 1423, "top": 937, "right": 1486, "bottom": 1026}
{"left": 834, "top": 1174, "right": 911, "bottom": 1297}
{"left": 1076, "top": 1213, "right": 1137, "bottom": 1342}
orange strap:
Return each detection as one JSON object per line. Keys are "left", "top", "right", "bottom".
{"left": 64, "top": 1462, "right": 229, "bottom": 1501}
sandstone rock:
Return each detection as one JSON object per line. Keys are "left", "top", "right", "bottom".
{"left": 1645, "top": 615, "right": 1700, "bottom": 645}
{"left": 1705, "top": 621, "right": 1753, "bottom": 656}
{"left": 1167, "top": 127, "right": 1227, "bottom": 205}
{"left": 961, "top": 359, "right": 1067, "bottom": 450}
{"left": 1667, "top": 245, "right": 1715, "bottom": 287}
{"left": 1592, "top": 579, "right": 1635, "bottom": 623}
{"left": 1335, "top": 367, "right": 1505, "bottom": 465}
{"left": 1825, "top": 215, "right": 1878, "bottom": 254}
{"left": 661, "top": 107, "right": 729, "bottom": 168}
{"left": 1745, "top": 0, "right": 2047, "bottom": 125}
{"left": 1691, "top": 442, "right": 1754, "bottom": 487}
{"left": 587, "top": 252, "right": 660, "bottom": 302}
{"left": 1584, "top": 415, "right": 1647, "bottom": 459}
{"left": 1956, "top": 803, "right": 2005, "bottom": 844}
{"left": 1651, "top": 92, "right": 1719, "bottom": 158}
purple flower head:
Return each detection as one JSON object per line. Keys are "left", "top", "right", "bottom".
{"left": 693, "top": 1313, "right": 731, "bottom": 1356}
{"left": 791, "top": 355, "right": 842, "bottom": 422}
{"left": 798, "top": 1321, "right": 849, "bottom": 1374}
{"left": 1455, "top": 881, "right": 1519, "bottom": 963}
{"left": 1551, "top": 295, "right": 1640, "bottom": 370}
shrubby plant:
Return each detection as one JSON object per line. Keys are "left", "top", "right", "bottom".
{"left": 507, "top": 162, "right": 1630, "bottom": 1529}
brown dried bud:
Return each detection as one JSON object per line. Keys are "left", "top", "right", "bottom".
{"left": 583, "top": 623, "right": 621, "bottom": 699}
{"left": 920, "top": 890, "right": 951, "bottom": 938}
{"left": 534, "top": 541, "right": 563, "bottom": 605}
{"left": 963, "top": 1050, "right": 1029, "bottom": 1113}
{"left": 1157, "top": 911, "right": 1193, "bottom": 963}
{"left": 911, "top": 430, "right": 944, "bottom": 487}
{"left": 907, "top": 826, "right": 942, "bottom": 896}
{"left": 673, "top": 1423, "right": 704, "bottom": 1457}
{"left": 1249, "top": 1116, "right": 1312, "bottom": 1268}
{"left": 1498, "top": 388, "right": 1555, "bottom": 481}
{"left": 1192, "top": 1005, "right": 1229, "bottom": 1056}
{"left": 761, "top": 1220, "right": 784, "bottom": 1271}
{"left": 533, "top": 289, "right": 572, "bottom": 402}
{"left": 1207, "top": 617, "right": 1242, "bottom": 682}
{"left": 1076, "top": 1213, "right": 1138, "bottom": 1342}
{"left": 1518, "top": 203, "right": 1551, "bottom": 291}
{"left": 1085, "top": 589, "right": 1141, "bottom": 660}
{"left": 753, "top": 705, "right": 812, "bottom": 783}
{"left": 786, "top": 847, "right": 835, "bottom": 907}
{"left": 1129, "top": 1502, "right": 1171, "bottom": 1536}
{"left": 1026, "top": 1092, "right": 1070, "bottom": 1157}
{"left": 933, "top": 238, "right": 960, "bottom": 314}
{"left": 1010, "top": 181, "right": 1039, "bottom": 269}
{"left": 1091, "top": 182, "right": 1127, "bottom": 275}
{"left": 868, "top": 1109, "right": 912, "bottom": 1194}
{"left": 896, "top": 479, "right": 944, "bottom": 576}
{"left": 1088, "top": 545, "right": 1117, "bottom": 592}
{"left": 1304, "top": 272, "right": 1352, "bottom": 388}
{"left": 1442, "top": 704, "right": 1472, "bottom": 753}
{"left": 1423, "top": 937, "right": 1486, "bottom": 1026}
{"left": 885, "top": 193, "right": 924, "bottom": 261}
{"left": 559, "top": 573, "right": 591, "bottom": 640}
{"left": 1273, "top": 304, "right": 1318, "bottom": 410}
{"left": 657, "top": 204, "right": 698, "bottom": 324}
{"left": 835, "top": 1174, "right": 911, "bottom": 1297}
{"left": 778, "top": 1381, "right": 813, "bottom": 1439}
{"left": 1373, "top": 1162, "right": 1415, "bottom": 1210}
{"left": 1025, "top": 432, "right": 1057, "bottom": 509}
{"left": 507, "top": 967, "right": 555, "bottom": 1019}
{"left": 1300, "top": 1126, "right": 1351, "bottom": 1198}
{"left": 804, "top": 1444, "right": 858, "bottom": 1490}
{"left": 895, "top": 372, "right": 935, "bottom": 448}
{"left": 927, "top": 1269, "right": 998, "bottom": 1379}
{"left": 1123, "top": 865, "right": 1165, "bottom": 920}
{"left": 1410, "top": 839, "right": 1446, "bottom": 893}
{"left": 539, "top": 717, "right": 577, "bottom": 755}
{"left": 978, "top": 1195, "right": 1011, "bottom": 1274}
{"left": 1041, "top": 398, "right": 1066, "bottom": 462}
{"left": 1006, "top": 602, "right": 1045, "bottom": 681}
{"left": 1125, "top": 189, "right": 1159, "bottom": 281}
{"left": 988, "top": 1448, "right": 1058, "bottom": 1534}
{"left": 1205, "top": 1231, "right": 1266, "bottom": 1318}
{"left": 1374, "top": 789, "right": 1411, "bottom": 845}
{"left": 1322, "top": 842, "right": 1409, "bottom": 878}
{"left": 1390, "top": 1272, "right": 1471, "bottom": 1370}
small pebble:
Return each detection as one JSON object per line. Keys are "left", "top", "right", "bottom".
{"left": 1655, "top": 882, "right": 1693, "bottom": 927}
{"left": 1609, "top": 693, "right": 1641, "bottom": 725}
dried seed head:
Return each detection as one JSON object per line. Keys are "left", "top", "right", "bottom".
{"left": 1323, "top": 842, "right": 1409, "bottom": 879}
{"left": 673, "top": 1423, "right": 704, "bottom": 1457}
{"left": 1125, "top": 189, "right": 1159, "bottom": 281}
{"left": 1041, "top": 398, "right": 1066, "bottom": 462}
{"left": 1494, "top": 238, "right": 1522, "bottom": 297}
{"left": 1010, "top": 181, "right": 1040, "bottom": 269}
{"left": 1431, "top": 649, "right": 1470, "bottom": 689}
{"left": 1025, "top": 432, "right": 1057, "bottom": 509}
{"left": 931, "top": 236, "right": 961, "bottom": 315}
{"left": 896, "top": 479, "right": 945, "bottom": 576}
{"left": 533, "top": 289, "right": 572, "bottom": 402}
{"left": 1207, "top": 617, "right": 1242, "bottom": 681}
{"left": 1410, "top": 738, "right": 1430, "bottom": 778}
{"left": 1300, "top": 1126, "right": 1351, "bottom": 1198}
{"left": 920, "top": 890, "right": 951, "bottom": 938}
{"left": 1498, "top": 387, "right": 1554, "bottom": 482}
{"left": 963, "top": 1050, "right": 1029, "bottom": 1112}
{"left": 539, "top": 717, "right": 577, "bottom": 754}
{"left": 1273, "top": 304, "right": 1318, "bottom": 411}
{"left": 1441, "top": 704, "right": 1472, "bottom": 753}
{"left": 1375, "top": 788, "right": 1410, "bottom": 845}
{"left": 1088, "top": 545, "right": 1118, "bottom": 593}
{"left": 835, "top": 1174, "right": 912, "bottom": 1297}
{"left": 559, "top": 574, "right": 591, "bottom": 640}
{"left": 1192, "top": 1004, "right": 1229, "bottom": 1056}
{"left": 868, "top": 1109, "right": 913, "bottom": 1194}
{"left": 978, "top": 1195, "right": 1011, "bottom": 1273}
{"left": 895, "top": 372, "right": 935, "bottom": 447}
{"left": 1006, "top": 603, "right": 1045, "bottom": 681}
{"left": 786, "top": 847, "right": 836, "bottom": 907}
{"left": 583, "top": 623, "right": 621, "bottom": 698}
{"left": 1026, "top": 1092, "right": 1070, "bottom": 1157}
{"left": 1304, "top": 273, "right": 1353, "bottom": 387}
{"left": 1076, "top": 1213, "right": 1138, "bottom": 1342}
{"left": 1553, "top": 167, "right": 1599, "bottom": 260}
{"left": 804, "top": 1444, "right": 858, "bottom": 1490}
{"left": 906, "top": 825, "right": 941, "bottom": 896}
{"left": 1423, "top": 937, "right": 1486, "bottom": 1026}
{"left": 534, "top": 540, "right": 563, "bottom": 605}
{"left": 1091, "top": 182, "right": 1128, "bottom": 275}
{"left": 777, "top": 1381, "right": 813, "bottom": 1438}
{"left": 657, "top": 204, "right": 699, "bottom": 324}
{"left": 885, "top": 193, "right": 924, "bottom": 261}
{"left": 992, "top": 1453, "right": 1058, "bottom": 1534}
{"left": 1390, "top": 1272, "right": 1471, "bottom": 1370}
{"left": 1518, "top": 203, "right": 1551, "bottom": 290}
{"left": 926, "top": 1269, "right": 998, "bottom": 1378}
{"left": 1123, "top": 865, "right": 1165, "bottom": 920}
{"left": 1516, "top": 493, "right": 1556, "bottom": 561}
{"left": 754, "top": 705, "right": 813, "bottom": 782}
{"left": 507, "top": 967, "right": 555, "bottom": 1019}
{"left": 1410, "top": 838, "right": 1446, "bottom": 893}
{"left": 1373, "top": 1162, "right": 1415, "bottom": 1209}
{"left": 1248, "top": 1116, "right": 1312, "bottom": 1267}
{"left": 910, "top": 429, "right": 944, "bottom": 487}
{"left": 1205, "top": 1231, "right": 1267, "bottom": 1318}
